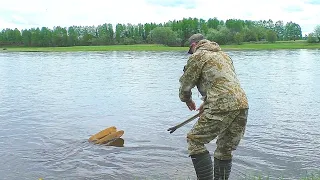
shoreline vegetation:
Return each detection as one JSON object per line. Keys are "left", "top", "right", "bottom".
{"left": 1, "top": 17, "right": 319, "bottom": 52}
{"left": 1, "top": 40, "right": 320, "bottom": 52}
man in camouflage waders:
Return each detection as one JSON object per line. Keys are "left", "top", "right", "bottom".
{"left": 179, "top": 34, "right": 249, "bottom": 180}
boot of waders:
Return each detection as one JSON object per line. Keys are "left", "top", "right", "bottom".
{"left": 190, "top": 151, "right": 213, "bottom": 180}
{"left": 213, "top": 158, "right": 232, "bottom": 180}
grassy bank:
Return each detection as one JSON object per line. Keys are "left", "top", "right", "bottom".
{"left": 244, "top": 174, "right": 320, "bottom": 180}
{"left": 223, "top": 40, "right": 320, "bottom": 50}
{"left": 2, "top": 41, "right": 320, "bottom": 52}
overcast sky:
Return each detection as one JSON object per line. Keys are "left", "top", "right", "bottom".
{"left": 1, "top": 0, "right": 319, "bottom": 35}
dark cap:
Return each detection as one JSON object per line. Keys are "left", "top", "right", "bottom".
{"left": 188, "top": 33, "right": 204, "bottom": 45}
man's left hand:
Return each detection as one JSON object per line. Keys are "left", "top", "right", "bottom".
{"left": 197, "top": 103, "right": 204, "bottom": 112}
{"left": 186, "top": 100, "right": 196, "bottom": 111}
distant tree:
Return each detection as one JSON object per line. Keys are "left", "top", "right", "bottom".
{"left": 30, "top": 28, "right": 41, "bottom": 46}
{"left": 244, "top": 20, "right": 255, "bottom": 28}
{"left": 0, "top": 28, "right": 22, "bottom": 45}
{"left": 307, "top": 33, "right": 318, "bottom": 43}
{"left": 67, "top": 26, "right": 78, "bottom": 46}
{"left": 251, "top": 26, "right": 267, "bottom": 41}
{"left": 266, "top": 19, "right": 275, "bottom": 30}
{"left": 180, "top": 18, "right": 199, "bottom": 45}
{"left": 199, "top": 18, "right": 208, "bottom": 34}
{"left": 52, "top": 26, "right": 68, "bottom": 46}
{"left": 107, "top": 24, "right": 115, "bottom": 44}
{"left": 115, "top": 24, "right": 125, "bottom": 44}
{"left": 13, "top": 28, "right": 22, "bottom": 44}
{"left": 206, "top": 27, "right": 232, "bottom": 45}
{"left": 225, "top": 19, "right": 244, "bottom": 32}
{"left": 81, "top": 26, "right": 95, "bottom": 46}
{"left": 314, "top": 25, "right": 320, "bottom": 42}
{"left": 95, "top": 23, "right": 115, "bottom": 45}
{"left": 144, "top": 23, "right": 158, "bottom": 43}
{"left": 234, "top": 32, "right": 244, "bottom": 44}
{"left": 284, "top": 22, "right": 302, "bottom": 41}
{"left": 242, "top": 27, "right": 258, "bottom": 42}
{"left": 40, "top": 27, "right": 52, "bottom": 46}
{"left": 266, "top": 30, "right": 277, "bottom": 43}
{"left": 207, "top": 17, "right": 220, "bottom": 29}
{"left": 150, "top": 27, "right": 179, "bottom": 46}
{"left": 0, "top": 31, "right": 3, "bottom": 45}
{"left": 21, "top": 29, "right": 31, "bottom": 46}
{"left": 218, "top": 26, "right": 233, "bottom": 43}
{"left": 274, "top": 21, "right": 285, "bottom": 40}
{"left": 132, "top": 24, "right": 142, "bottom": 43}
{"left": 123, "top": 37, "right": 135, "bottom": 45}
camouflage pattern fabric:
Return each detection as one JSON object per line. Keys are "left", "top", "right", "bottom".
{"left": 179, "top": 39, "right": 249, "bottom": 113}
{"left": 187, "top": 109, "right": 248, "bottom": 160}
{"left": 179, "top": 39, "right": 249, "bottom": 159}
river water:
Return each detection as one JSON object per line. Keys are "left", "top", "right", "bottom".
{"left": 0, "top": 50, "right": 319, "bottom": 180}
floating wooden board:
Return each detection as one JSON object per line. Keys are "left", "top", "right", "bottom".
{"left": 95, "top": 130, "right": 124, "bottom": 144}
{"left": 88, "top": 126, "right": 117, "bottom": 142}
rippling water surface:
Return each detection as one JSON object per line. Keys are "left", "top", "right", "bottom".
{"left": 0, "top": 50, "right": 319, "bottom": 180}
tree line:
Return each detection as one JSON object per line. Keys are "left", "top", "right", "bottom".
{"left": 1, "top": 17, "right": 317, "bottom": 47}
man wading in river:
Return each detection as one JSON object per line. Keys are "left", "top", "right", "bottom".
{"left": 179, "top": 34, "right": 249, "bottom": 180}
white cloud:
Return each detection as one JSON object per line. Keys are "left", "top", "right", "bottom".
{"left": 0, "top": 0, "right": 319, "bottom": 34}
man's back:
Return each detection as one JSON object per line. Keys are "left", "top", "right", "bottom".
{"left": 183, "top": 39, "right": 249, "bottom": 113}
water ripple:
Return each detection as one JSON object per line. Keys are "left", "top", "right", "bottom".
{"left": 0, "top": 50, "right": 320, "bottom": 180}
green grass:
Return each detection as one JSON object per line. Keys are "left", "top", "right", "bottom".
{"left": 242, "top": 172, "right": 320, "bottom": 180}
{"left": 300, "top": 173, "right": 320, "bottom": 180}
{"left": 223, "top": 41, "right": 320, "bottom": 50}
{"left": 243, "top": 177, "right": 320, "bottom": 180}
{"left": 1, "top": 41, "right": 320, "bottom": 52}
{"left": 242, "top": 176, "right": 320, "bottom": 180}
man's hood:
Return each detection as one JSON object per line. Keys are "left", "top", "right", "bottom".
{"left": 195, "top": 39, "right": 221, "bottom": 52}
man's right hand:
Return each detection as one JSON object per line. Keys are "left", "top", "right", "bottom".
{"left": 186, "top": 100, "right": 196, "bottom": 111}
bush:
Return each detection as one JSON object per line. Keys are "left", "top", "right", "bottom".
{"left": 307, "top": 33, "right": 318, "bottom": 43}
{"left": 123, "top": 37, "right": 135, "bottom": 45}
{"left": 206, "top": 27, "right": 232, "bottom": 45}
{"left": 266, "top": 30, "right": 278, "bottom": 43}
{"left": 150, "top": 27, "right": 179, "bottom": 46}
{"left": 234, "top": 32, "right": 244, "bottom": 44}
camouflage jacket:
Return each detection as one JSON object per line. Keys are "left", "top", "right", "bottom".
{"left": 179, "top": 39, "right": 249, "bottom": 113}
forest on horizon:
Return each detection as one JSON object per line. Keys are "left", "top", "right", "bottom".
{"left": 1, "top": 17, "right": 317, "bottom": 47}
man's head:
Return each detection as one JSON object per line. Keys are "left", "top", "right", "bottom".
{"left": 188, "top": 33, "right": 204, "bottom": 54}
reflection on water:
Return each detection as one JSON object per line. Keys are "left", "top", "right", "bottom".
{"left": 0, "top": 50, "right": 319, "bottom": 180}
